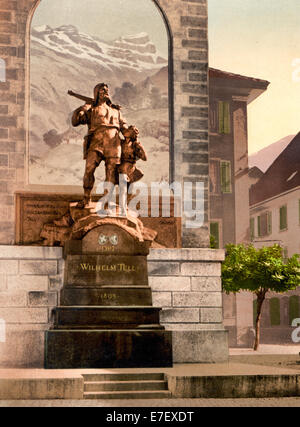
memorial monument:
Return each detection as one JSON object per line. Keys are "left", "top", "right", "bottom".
{"left": 44, "top": 83, "right": 173, "bottom": 368}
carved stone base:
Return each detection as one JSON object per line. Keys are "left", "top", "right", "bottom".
{"left": 45, "top": 219, "right": 172, "bottom": 368}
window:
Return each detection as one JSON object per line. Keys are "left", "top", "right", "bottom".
{"left": 220, "top": 161, "right": 232, "bottom": 193}
{"left": 250, "top": 217, "right": 255, "bottom": 241}
{"left": 257, "top": 212, "right": 272, "bottom": 237}
{"left": 218, "top": 101, "right": 230, "bottom": 134}
{"left": 0, "top": 58, "right": 6, "bottom": 82}
{"left": 289, "top": 296, "right": 299, "bottom": 326}
{"left": 210, "top": 222, "right": 220, "bottom": 249}
{"left": 270, "top": 298, "right": 280, "bottom": 326}
{"left": 209, "top": 160, "right": 220, "bottom": 194}
{"left": 279, "top": 205, "right": 288, "bottom": 230}
{"left": 209, "top": 101, "right": 218, "bottom": 133}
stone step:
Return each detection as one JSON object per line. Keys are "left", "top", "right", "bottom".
{"left": 45, "top": 330, "right": 173, "bottom": 369}
{"left": 84, "top": 380, "right": 168, "bottom": 392}
{"left": 60, "top": 287, "right": 152, "bottom": 306}
{"left": 83, "top": 390, "right": 172, "bottom": 399}
{"left": 53, "top": 306, "right": 161, "bottom": 328}
{"left": 82, "top": 373, "right": 165, "bottom": 382}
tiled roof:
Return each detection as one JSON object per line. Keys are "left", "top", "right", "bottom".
{"left": 209, "top": 68, "right": 270, "bottom": 87}
{"left": 250, "top": 133, "right": 300, "bottom": 205}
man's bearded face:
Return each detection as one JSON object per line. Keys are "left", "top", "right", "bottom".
{"left": 98, "top": 85, "right": 109, "bottom": 102}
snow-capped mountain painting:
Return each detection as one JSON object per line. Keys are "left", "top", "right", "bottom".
{"left": 29, "top": 24, "right": 169, "bottom": 186}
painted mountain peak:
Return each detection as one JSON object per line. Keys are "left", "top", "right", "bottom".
{"left": 29, "top": 24, "right": 169, "bottom": 185}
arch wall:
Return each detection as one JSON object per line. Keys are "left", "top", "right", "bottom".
{"left": 0, "top": 0, "right": 209, "bottom": 247}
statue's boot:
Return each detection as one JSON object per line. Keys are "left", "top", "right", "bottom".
{"left": 77, "top": 190, "right": 91, "bottom": 209}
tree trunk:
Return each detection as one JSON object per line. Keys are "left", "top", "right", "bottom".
{"left": 253, "top": 290, "right": 267, "bottom": 351}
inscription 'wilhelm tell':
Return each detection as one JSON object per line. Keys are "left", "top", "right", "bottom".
{"left": 79, "top": 263, "right": 138, "bottom": 273}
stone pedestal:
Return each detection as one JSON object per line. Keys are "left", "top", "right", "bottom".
{"left": 45, "top": 215, "right": 172, "bottom": 368}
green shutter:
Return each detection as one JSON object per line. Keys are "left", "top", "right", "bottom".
{"left": 210, "top": 222, "right": 220, "bottom": 249}
{"left": 270, "top": 298, "right": 281, "bottom": 326}
{"left": 223, "top": 102, "right": 230, "bottom": 134}
{"left": 220, "top": 161, "right": 231, "bottom": 193}
{"left": 257, "top": 216, "right": 261, "bottom": 237}
{"left": 250, "top": 217, "right": 255, "bottom": 241}
{"left": 267, "top": 211, "right": 272, "bottom": 235}
{"left": 289, "top": 296, "right": 300, "bottom": 326}
{"left": 218, "top": 101, "right": 224, "bottom": 133}
{"left": 218, "top": 101, "right": 230, "bottom": 134}
{"left": 280, "top": 205, "right": 287, "bottom": 230}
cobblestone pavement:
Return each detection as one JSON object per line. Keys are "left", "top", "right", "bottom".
{"left": 1, "top": 398, "right": 300, "bottom": 407}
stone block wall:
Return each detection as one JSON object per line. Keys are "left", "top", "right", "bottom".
{"left": 0, "top": 246, "right": 228, "bottom": 367}
{"left": 0, "top": 246, "right": 63, "bottom": 367}
{"left": 148, "top": 248, "right": 228, "bottom": 363}
{"left": 0, "top": 0, "right": 32, "bottom": 244}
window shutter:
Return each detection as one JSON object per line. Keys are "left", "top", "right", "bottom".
{"left": 280, "top": 206, "right": 287, "bottom": 230}
{"left": 218, "top": 101, "right": 230, "bottom": 134}
{"left": 270, "top": 298, "right": 281, "bottom": 326}
{"left": 210, "top": 222, "right": 220, "bottom": 249}
{"left": 218, "top": 101, "right": 224, "bottom": 133}
{"left": 250, "top": 217, "right": 255, "bottom": 241}
{"left": 267, "top": 211, "right": 272, "bottom": 235}
{"left": 209, "top": 102, "right": 218, "bottom": 132}
{"left": 289, "top": 296, "right": 300, "bottom": 326}
{"left": 223, "top": 102, "right": 230, "bottom": 134}
{"left": 220, "top": 161, "right": 231, "bottom": 193}
{"left": 257, "top": 216, "right": 261, "bottom": 237}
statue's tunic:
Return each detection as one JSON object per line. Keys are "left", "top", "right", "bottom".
{"left": 72, "top": 103, "right": 127, "bottom": 160}
{"left": 72, "top": 103, "right": 127, "bottom": 187}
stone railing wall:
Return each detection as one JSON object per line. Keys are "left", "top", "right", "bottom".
{"left": 148, "top": 248, "right": 228, "bottom": 363}
{"left": 0, "top": 246, "right": 228, "bottom": 367}
{"left": 0, "top": 246, "right": 63, "bottom": 367}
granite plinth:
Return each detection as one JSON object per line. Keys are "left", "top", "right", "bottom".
{"left": 53, "top": 306, "right": 161, "bottom": 329}
{"left": 45, "top": 330, "right": 173, "bottom": 368}
{"left": 60, "top": 287, "right": 153, "bottom": 306}
{"left": 45, "top": 221, "right": 172, "bottom": 369}
{"left": 81, "top": 225, "right": 150, "bottom": 255}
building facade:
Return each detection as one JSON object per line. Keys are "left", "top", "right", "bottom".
{"left": 208, "top": 68, "right": 270, "bottom": 347}
{"left": 249, "top": 133, "right": 300, "bottom": 343}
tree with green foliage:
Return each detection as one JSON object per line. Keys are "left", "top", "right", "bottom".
{"left": 222, "top": 244, "right": 300, "bottom": 350}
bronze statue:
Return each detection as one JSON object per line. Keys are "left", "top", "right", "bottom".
{"left": 70, "top": 83, "right": 139, "bottom": 209}
{"left": 118, "top": 125, "right": 147, "bottom": 215}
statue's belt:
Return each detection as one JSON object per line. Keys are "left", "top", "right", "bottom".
{"left": 90, "top": 125, "right": 120, "bottom": 132}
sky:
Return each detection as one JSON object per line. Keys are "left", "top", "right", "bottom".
{"left": 32, "top": 0, "right": 168, "bottom": 57}
{"left": 208, "top": 0, "right": 300, "bottom": 153}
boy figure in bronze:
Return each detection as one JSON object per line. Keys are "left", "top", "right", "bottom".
{"left": 71, "top": 83, "right": 138, "bottom": 208}
{"left": 118, "top": 125, "right": 147, "bottom": 215}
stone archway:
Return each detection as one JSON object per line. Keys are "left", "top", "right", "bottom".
{"left": 0, "top": 0, "right": 209, "bottom": 248}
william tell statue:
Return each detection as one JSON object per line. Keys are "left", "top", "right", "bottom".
{"left": 70, "top": 83, "right": 140, "bottom": 209}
